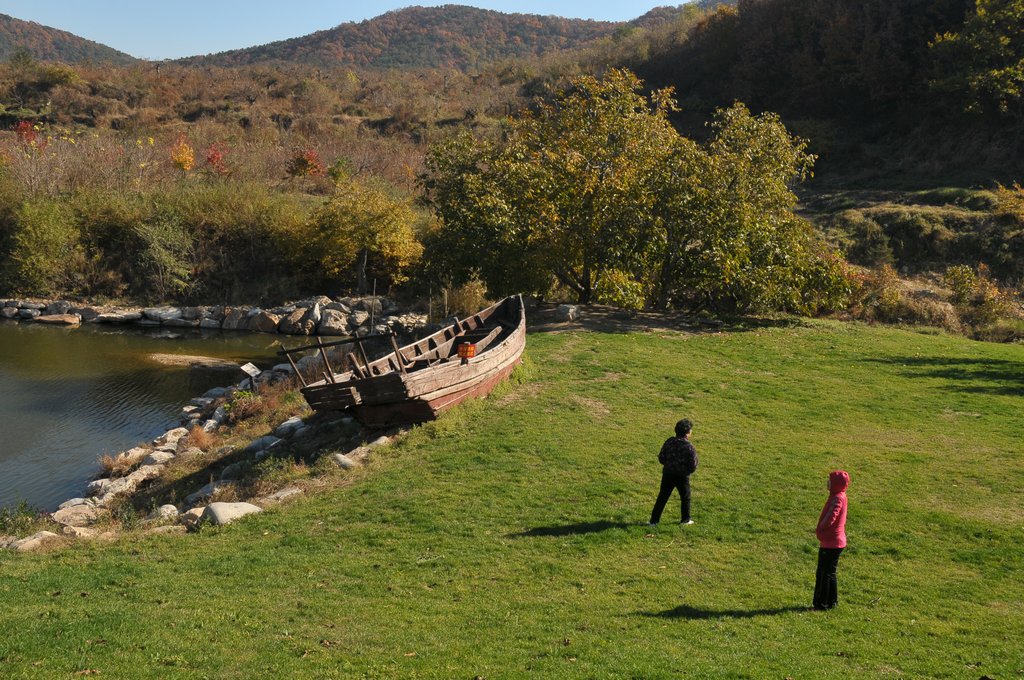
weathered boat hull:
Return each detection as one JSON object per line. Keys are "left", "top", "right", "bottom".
{"left": 297, "top": 295, "right": 526, "bottom": 426}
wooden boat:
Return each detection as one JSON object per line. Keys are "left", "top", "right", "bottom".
{"left": 279, "top": 295, "right": 526, "bottom": 427}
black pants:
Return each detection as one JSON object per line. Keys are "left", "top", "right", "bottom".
{"left": 649, "top": 469, "right": 691, "bottom": 524}
{"left": 813, "top": 547, "right": 844, "bottom": 609}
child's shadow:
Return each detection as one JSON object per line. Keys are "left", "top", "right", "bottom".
{"left": 639, "top": 605, "right": 806, "bottom": 620}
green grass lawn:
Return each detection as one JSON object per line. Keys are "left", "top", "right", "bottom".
{"left": 1, "top": 319, "right": 1021, "bottom": 678}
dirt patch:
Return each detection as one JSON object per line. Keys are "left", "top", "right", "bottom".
{"left": 571, "top": 396, "right": 611, "bottom": 418}
{"left": 494, "top": 382, "right": 545, "bottom": 406}
{"left": 146, "top": 353, "right": 242, "bottom": 371}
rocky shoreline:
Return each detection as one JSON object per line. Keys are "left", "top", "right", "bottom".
{"left": 0, "top": 295, "right": 428, "bottom": 338}
{"left": 0, "top": 293, "right": 433, "bottom": 553}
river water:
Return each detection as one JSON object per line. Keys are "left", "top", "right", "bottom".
{"left": 0, "top": 322, "right": 280, "bottom": 511}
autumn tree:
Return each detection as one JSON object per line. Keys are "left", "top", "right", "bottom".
{"left": 307, "top": 173, "right": 423, "bottom": 293}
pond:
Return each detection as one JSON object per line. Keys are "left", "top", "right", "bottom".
{"left": 0, "top": 321, "right": 280, "bottom": 512}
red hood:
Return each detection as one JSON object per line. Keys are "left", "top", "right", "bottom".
{"left": 829, "top": 470, "right": 850, "bottom": 494}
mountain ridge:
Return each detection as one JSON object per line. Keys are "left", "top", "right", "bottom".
{"left": 0, "top": 13, "right": 137, "bottom": 65}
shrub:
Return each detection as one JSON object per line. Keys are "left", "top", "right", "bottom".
{"left": 943, "top": 264, "right": 976, "bottom": 304}
{"left": 9, "top": 200, "right": 82, "bottom": 295}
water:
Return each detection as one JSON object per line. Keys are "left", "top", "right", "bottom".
{"left": 0, "top": 321, "right": 280, "bottom": 511}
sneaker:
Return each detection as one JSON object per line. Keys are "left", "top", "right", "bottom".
{"left": 647, "top": 522, "right": 658, "bottom": 527}
{"left": 681, "top": 520, "right": 695, "bottom": 525}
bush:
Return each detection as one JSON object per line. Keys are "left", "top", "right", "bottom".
{"left": 9, "top": 200, "right": 82, "bottom": 295}
{"left": 943, "top": 264, "right": 976, "bottom": 304}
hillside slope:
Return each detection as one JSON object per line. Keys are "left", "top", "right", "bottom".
{"left": 181, "top": 5, "right": 685, "bottom": 70}
{"left": 0, "top": 13, "right": 136, "bottom": 65}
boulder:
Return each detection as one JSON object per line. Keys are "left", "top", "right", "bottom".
{"left": 271, "top": 305, "right": 297, "bottom": 315}
{"left": 201, "top": 419, "right": 219, "bottom": 433}
{"left": 356, "top": 298, "right": 384, "bottom": 316}
{"left": 148, "top": 504, "right": 180, "bottom": 520}
{"left": 0, "top": 535, "right": 15, "bottom": 549}
{"left": 201, "top": 502, "right": 262, "bottom": 526}
{"left": 332, "top": 453, "right": 359, "bottom": 470}
{"left": 57, "top": 497, "right": 94, "bottom": 510}
{"left": 178, "top": 446, "right": 205, "bottom": 459}
{"left": 69, "top": 306, "right": 99, "bottom": 322}
{"left": 248, "top": 311, "right": 282, "bottom": 333}
{"left": 349, "top": 310, "right": 370, "bottom": 327}
{"left": 20, "top": 301, "right": 46, "bottom": 310}
{"left": 211, "top": 405, "right": 228, "bottom": 425}
{"left": 203, "top": 387, "right": 230, "bottom": 399}
{"left": 143, "top": 307, "right": 183, "bottom": 323}
{"left": 116, "top": 446, "right": 150, "bottom": 467}
{"left": 0, "top": 307, "right": 18, "bottom": 319}
{"left": 317, "top": 308, "right": 351, "bottom": 336}
{"left": 264, "top": 487, "right": 303, "bottom": 503}
{"left": 273, "top": 416, "right": 305, "bottom": 439}
{"left": 280, "top": 306, "right": 320, "bottom": 335}
{"left": 51, "top": 504, "right": 106, "bottom": 527}
{"left": 199, "top": 318, "right": 222, "bottom": 330}
{"left": 62, "top": 525, "right": 100, "bottom": 539}
{"left": 184, "top": 482, "right": 220, "bottom": 506}
{"left": 219, "top": 462, "right": 247, "bottom": 481}
{"left": 181, "top": 507, "right": 206, "bottom": 527}
{"left": 242, "top": 435, "right": 283, "bottom": 457}
{"left": 45, "top": 300, "right": 72, "bottom": 315}
{"left": 325, "top": 301, "right": 351, "bottom": 314}
{"left": 18, "top": 308, "right": 41, "bottom": 320}
{"left": 221, "top": 307, "right": 249, "bottom": 331}
{"left": 11, "top": 531, "right": 60, "bottom": 552}
{"left": 35, "top": 314, "right": 81, "bottom": 326}
{"left": 367, "top": 435, "right": 391, "bottom": 449}
{"left": 142, "top": 450, "right": 175, "bottom": 466}
{"left": 156, "top": 427, "right": 190, "bottom": 447}
{"left": 95, "top": 311, "right": 142, "bottom": 323}
{"left": 556, "top": 304, "right": 580, "bottom": 322}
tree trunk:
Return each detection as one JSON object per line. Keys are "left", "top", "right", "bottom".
{"left": 356, "top": 248, "right": 369, "bottom": 294}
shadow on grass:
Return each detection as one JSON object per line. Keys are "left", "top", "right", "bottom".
{"left": 526, "top": 303, "right": 804, "bottom": 336}
{"left": 509, "top": 520, "right": 635, "bottom": 537}
{"left": 640, "top": 604, "right": 807, "bottom": 620}
{"left": 865, "top": 356, "right": 1024, "bottom": 397}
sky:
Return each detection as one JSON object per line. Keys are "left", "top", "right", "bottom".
{"left": 0, "top": 1, "right": 677, "bottom": 60}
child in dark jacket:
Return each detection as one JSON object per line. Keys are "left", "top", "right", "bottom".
{"left": 648, "top": 419, "right": 698, "bottom": 526}
{"left": 813, "top": 470, "right": 849, "bottom": 610}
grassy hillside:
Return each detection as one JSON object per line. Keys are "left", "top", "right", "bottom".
{"left": 0, "top": 320, "right": 1021, "bottom": 677}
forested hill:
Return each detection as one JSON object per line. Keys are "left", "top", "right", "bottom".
{"left": 180, "top": 5, "right": 687, "bottom": 70}
{"left": 627, "top": 0, "right": 1023, "bottom": 183}
{"left": 0, "top": 14, "right": 137, "bottom": 65}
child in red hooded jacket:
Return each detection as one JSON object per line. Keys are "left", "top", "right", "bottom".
{"left": 813, "top": 470, "right": 849, "bottom": 610}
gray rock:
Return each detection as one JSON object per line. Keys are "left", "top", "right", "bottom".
{"left": 201, "top": 419, "right": 219, "bottom": 433}
{"left": 143, "top": 306, "right": 183, "bottom": 323}
{"left": 51, "top": 504, "right": 105, "bottom": 527}
{"left": 203, "top": 387, "right": 229, "bottom": 399}
{"left": 242, "top": 435, "right": 283, "bottom": 456}
{"left": 332, "top": 453, "right": 359, "bottom": 470}
{"left": 248, "top": 311, "right": 282, "bottom": 333}
{"left": 18, "top": 308, "right": 40, "bottom": 320}
{"left": 199, "top": 318, "right": 222, "bottom": 329}
{"left": 45, "top": 300, "right": 72, "bottom": 315}
{"left": 317, "top": 308, "right": 351, "bottom": 336}
{"left": 20, "top": 301, "right": 46, "bottom": 310}
{"left": 62, "top": 525, "right": 100, "bottom": 539}
{"left": 274, "top": 416, "right": 305, "bottom": 438}
{"left": 156, "top": 427, "right": 190, "bottom": 447}
{"left": 136, "top": 318, "right": 162, "bottom": 327}
{"left": 325, "top": 301, "right": 351, "bottom": 314}
{"left": 57, "top": 497, "right": 94, "bottom": 510}
{"left": 0, "top": 307, "right": 18, "bottom": 319}
{"left": 354, "top": 326, "right": 371, "bottom": 338}
{"left": 265, "top": 487, "right": 303, "bottom": 502}
{"left": 184, "top": 482, "right": 220, "bottom": 506}
{"left": 356, "top": 298, "right": 383, "bottom": 316}
{"left": 219, "top": 462, "right": 246, "bottom": 481}
{"left": 178, "top": 446, "right": 205, "bottom": 459}
{"left": 211, "top": 405, "right": 228, "bottom": 425}
{"left": 372, "top": 323, "right": 390, "bottom": 335}
{"left": 201, "top": 502, "right": 262, "bottom": 526}
{"left": 367, "top": 435, "right": 391, "bottom": 448}
{"left": 291, "top": 425, "right": 314, "bottom": 439}
{"left": 116, "top": 446, "right": 150, "bottom": 467}
{"left": 221, "top": 307, "right": 249, "bottom": 330}
{"left": 349, "top": 310, "right": 370, "bottom": 327}
{"left": 279, "top": 306, "right": 319, "bottom": 335}
{"left": 181, "top": 507, "right": 205, "bottom": 525}
{"left": 556, "top": 304, "right": 580, "bottom": 322}
{"left": 11, "top": 531, "right": 60, "bottom": 552}
{"left": 270, "top": 305, "right": 297, "bottom": 315}
{"left": 95, "top": 311, "right": 142, "bottom": 323}
{"left": 143, "top": 450, "right": 175, "bottom": 466}
{"left": 272, "top": 363, "right": 293, "bottom": 373}
{"left": 189, "top": 397, "right": 214, "bottom": 408}
{"left": 148, "top": 504, "right": 180, "bottom": 520}
{"left": 70, "top": 306, "right": 99, "bottom": 321}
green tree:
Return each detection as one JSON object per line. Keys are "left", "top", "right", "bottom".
{"left": 931, "top": 0, "right": 1024, "bottom": 115}
{"left": 424, "top": 68, "right": 679, "bottom": 303}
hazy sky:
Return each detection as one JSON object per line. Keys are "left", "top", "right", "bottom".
{"left": 2, "top": 1, "right": 678, "bottom": 60}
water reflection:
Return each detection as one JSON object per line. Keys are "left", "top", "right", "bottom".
{"left": 0, "top": 322, "right": 278, "bottom": 510}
